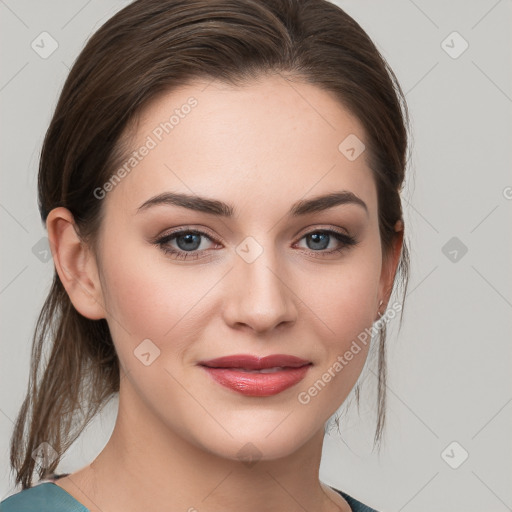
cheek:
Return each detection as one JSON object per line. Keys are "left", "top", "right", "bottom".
{"left": 98, "top": 238, "right": 220, "bottom": 363}
{"left": 306, "top": 250, "right": 382, "bottom": 341}
{"left": 298, "top": 244, "right": 382, "bottom": 398}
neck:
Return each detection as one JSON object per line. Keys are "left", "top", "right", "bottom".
{"left": 57, "top": 376, "right": 349, "bottom": 512}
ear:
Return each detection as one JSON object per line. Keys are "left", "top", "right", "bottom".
{"left": 46, "top": 207, "right": 105, "bottom": 320}
{"left": 377, "top": 219, "right": 404, "bottom": 316}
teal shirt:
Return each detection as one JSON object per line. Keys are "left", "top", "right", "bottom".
{"left": 0, "top": 481, "right": 379, "bottom": 512}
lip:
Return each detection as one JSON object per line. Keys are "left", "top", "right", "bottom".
{"left": 198, "top": 354, "right": 311, "bottom": 370}
{"left": 197, "top": 354, "right": 312, "bottom": 397}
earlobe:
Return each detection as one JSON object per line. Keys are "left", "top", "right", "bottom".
{"left": 378, "top": 220, "right": 404, "bottom": 315}
{"left": 46, "top": 207, "right": 105, "bottom": 320}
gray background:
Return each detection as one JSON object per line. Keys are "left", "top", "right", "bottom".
{"left": 1, "top": 1, "right": 511, "bottom": 511}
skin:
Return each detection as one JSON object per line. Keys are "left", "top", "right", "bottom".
{"left": 47, "top": 74, "right": 403, "bottom": 512}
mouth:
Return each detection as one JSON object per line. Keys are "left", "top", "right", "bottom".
{"left": 197, "top": 354, "right": 313, "bottom": 397}
{"left": 215, "top": 366, "right": 299, "bottom": 373}
{"left": 198, "top": 353, "right": 311, "bottom": 370}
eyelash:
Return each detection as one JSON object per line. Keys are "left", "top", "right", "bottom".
{"left": 153, "top": 227, "right": 358, "bottom": 261}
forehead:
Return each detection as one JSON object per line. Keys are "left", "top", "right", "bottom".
{"left": 103, "top": 74, "right": 377, "bottom": 221}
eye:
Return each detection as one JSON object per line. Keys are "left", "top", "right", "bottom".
{"left": 294, "top": 229, "right": 358, "bottom": 256}
{"left": 153, "top": 227, "right": 358, "bottom": 261}
{"left": 154, "top": 229, "right": 219, "bottom": 261}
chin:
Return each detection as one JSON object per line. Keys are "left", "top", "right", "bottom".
{"left": 188, "top": 420, "right": 319, "bottom": 464}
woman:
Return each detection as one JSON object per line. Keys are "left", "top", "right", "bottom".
{"left": 2, "top": 0, "right": 410, "bottom": 510}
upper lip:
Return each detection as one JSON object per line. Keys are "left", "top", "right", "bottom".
{"left": 197, "top": 354, "right": 312, "bottom": 370}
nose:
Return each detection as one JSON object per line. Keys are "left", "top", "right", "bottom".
{"left": 221, "top": 242, "right": 298, "bottom": 335}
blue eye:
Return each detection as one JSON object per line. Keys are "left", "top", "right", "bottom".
{"left": 155, "top": 229, "right": 217, "bottom": 260}
{"left": 154, "top": 228, "right": 358, "bottom": 261}
{"left": 298, "top": 230, "right": 357, "bottom": 253}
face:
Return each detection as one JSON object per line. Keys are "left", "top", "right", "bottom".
{"left": 87, "top": 75, "right": 394, "bottom": 461}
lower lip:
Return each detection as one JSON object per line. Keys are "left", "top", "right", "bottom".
{"left": 200, "top": 365, "right": 311, "bottom": 397}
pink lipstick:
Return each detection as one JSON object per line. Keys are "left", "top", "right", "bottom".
{"left": 197, "top": 354, "right": 312, "bottom": 397}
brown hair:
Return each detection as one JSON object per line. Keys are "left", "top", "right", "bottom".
{"left": 10, "top": 0, "right": 410, "bottom": 489}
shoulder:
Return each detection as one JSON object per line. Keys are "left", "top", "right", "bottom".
{"left": 332, "top": 487, "right": 381, "bottom": 512}
{"left": 0, "top": 482, "right": 88, "bottom": 512}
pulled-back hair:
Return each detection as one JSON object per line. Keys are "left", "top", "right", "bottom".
{"left": 10, "top": 0, "right": 410, "bottom": 490}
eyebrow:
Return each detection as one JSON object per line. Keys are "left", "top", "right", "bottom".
{"left": 136, "top": 190, "right": 368, "bottom": 217}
